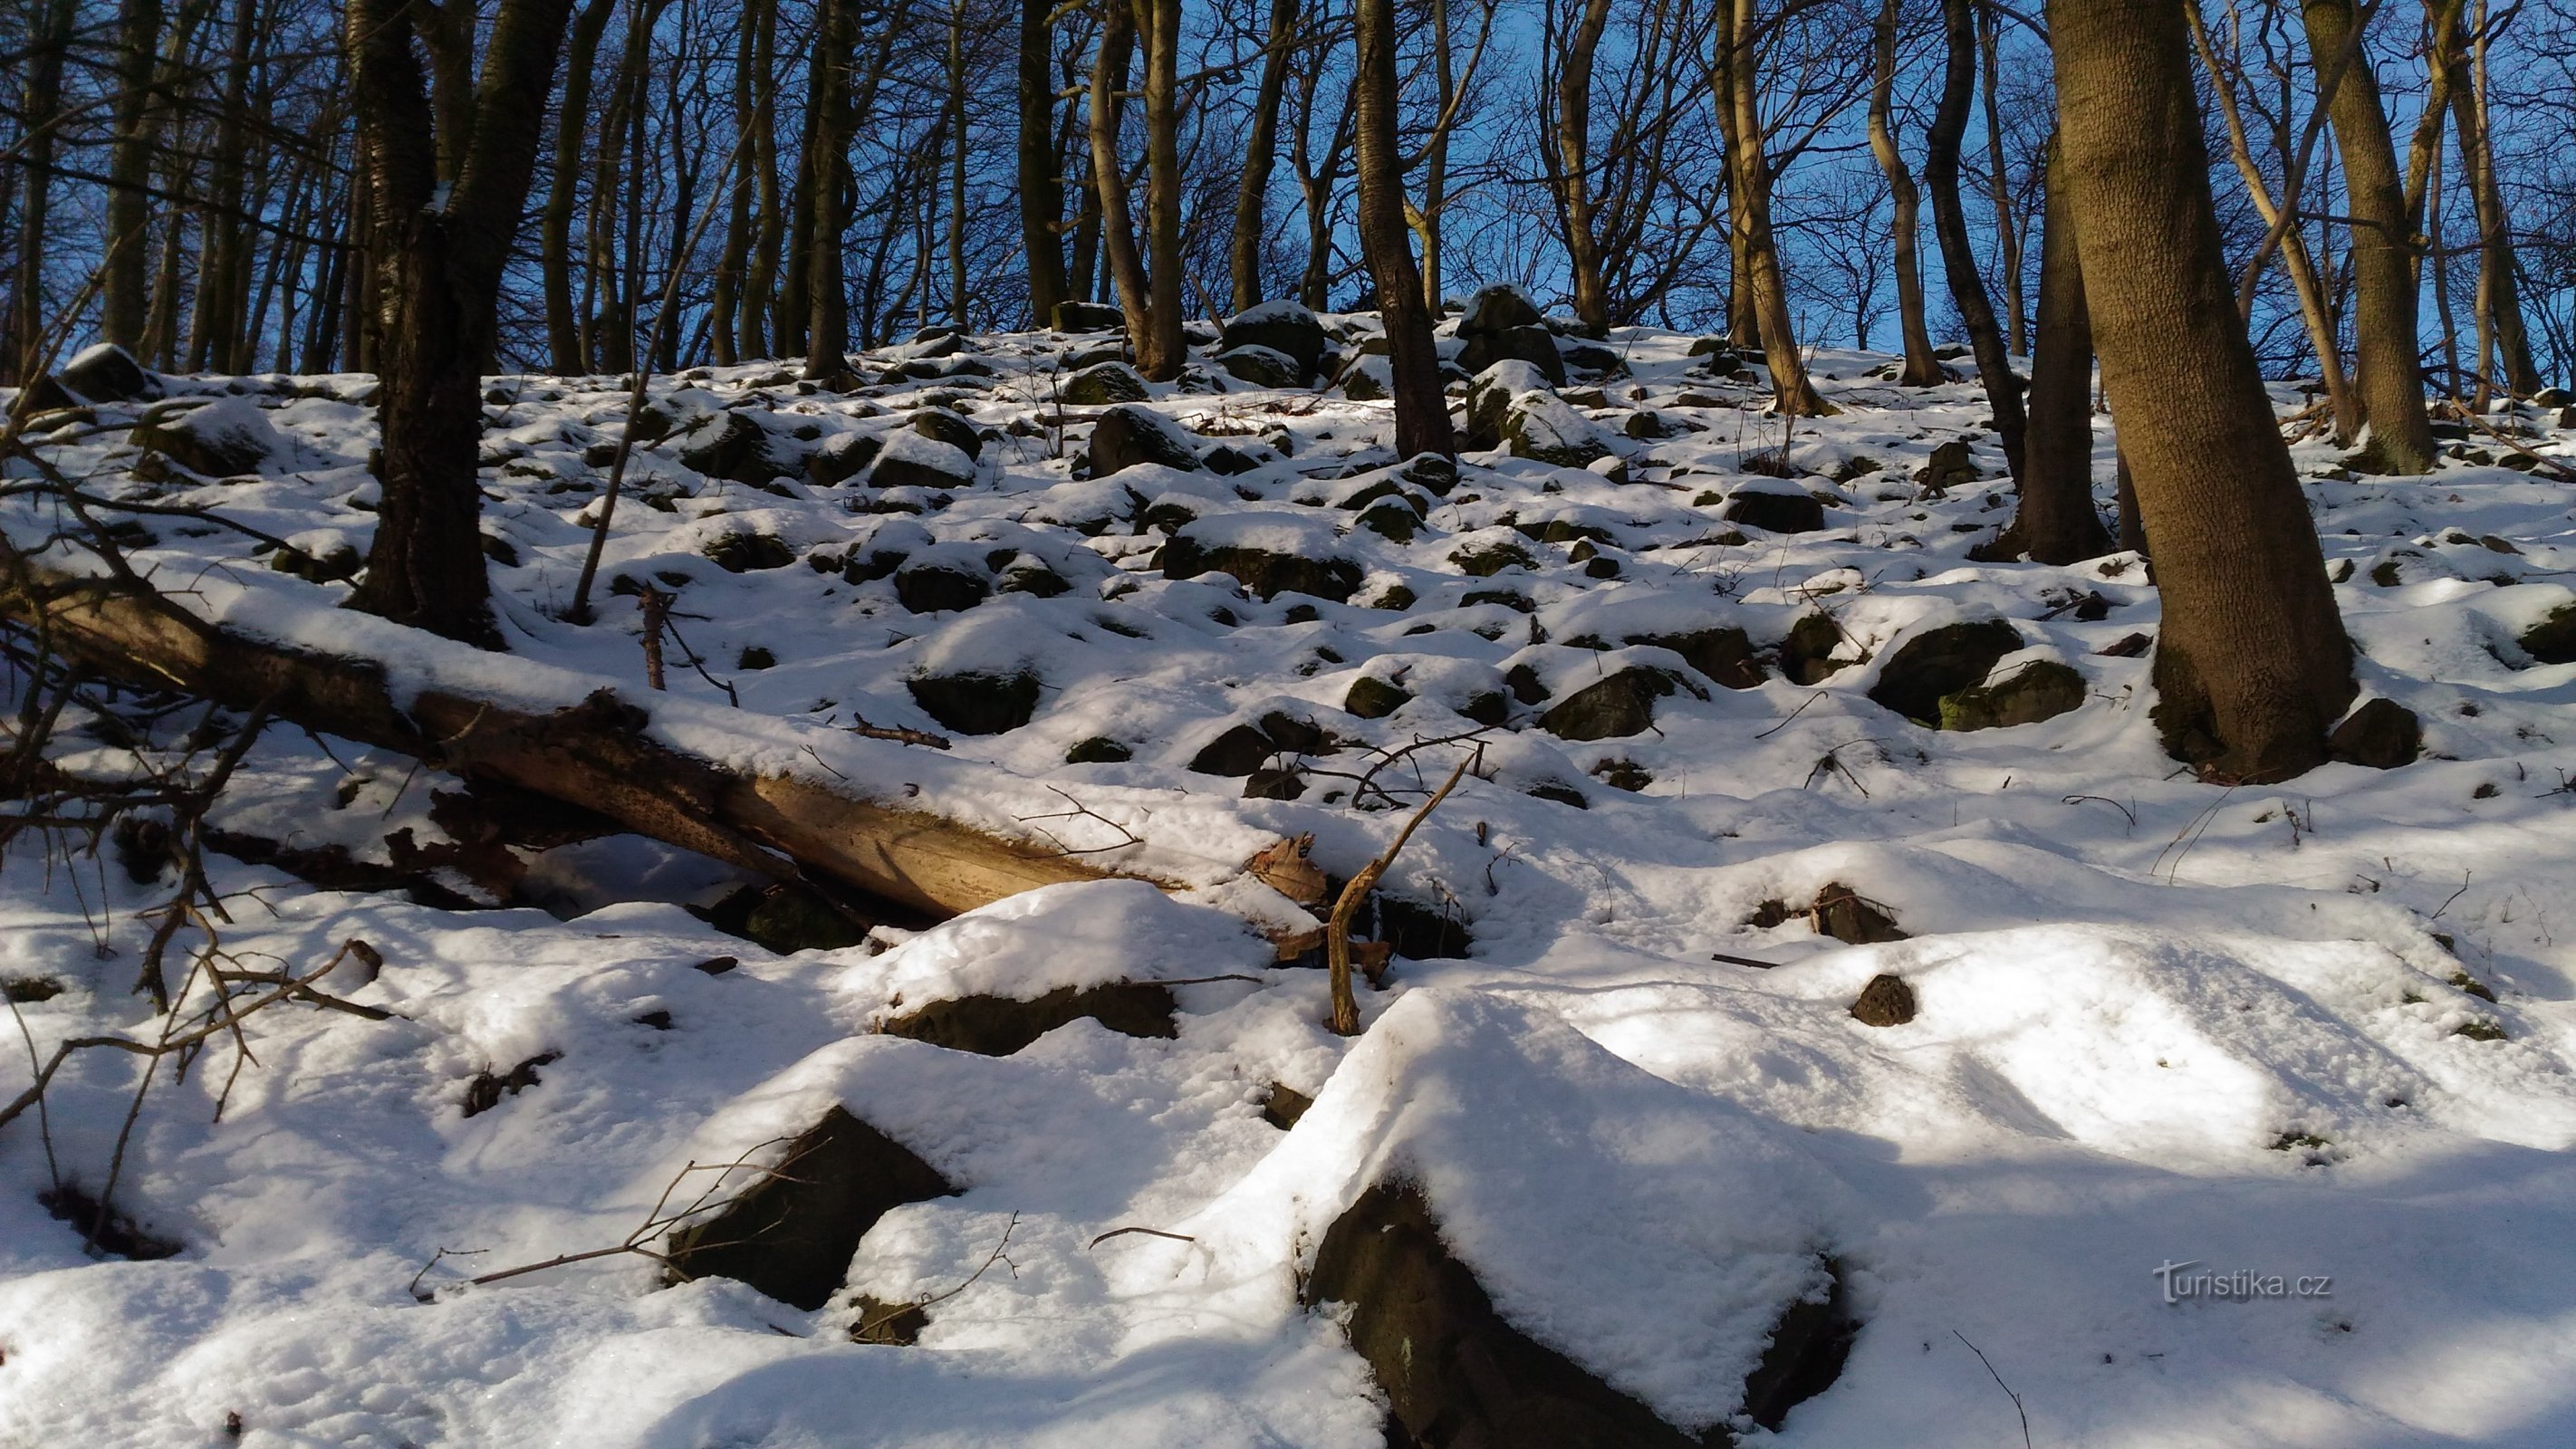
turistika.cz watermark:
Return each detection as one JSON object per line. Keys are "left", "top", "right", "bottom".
{"left": 2154, "top": 1260, "right": 2333, "bottom": 1305}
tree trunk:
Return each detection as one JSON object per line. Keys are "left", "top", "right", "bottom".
{"left": 2441, "top": 3, "right": 2540, "bottom": 397}
{"left": 712, "top": 0, "right": 757, "bottom": 365}
{"left": 1553, "top": 0, "right": 1615, "bottom": 336}
{"left": 1228, "top": 0, "right": 1300, "bottom": 312}
{"left": 1138, "top": 0, "right": 1187, "bottom": 379}
{"left": 1977, "top": 1, "right": 2024, "bottom": 356}
{"left": 101, "top": 0, "right": 168, "bottom": 350}
{"left": 542, "top": 0, "right": 615, "bottom": 373}
{"left": 1353, "top": 0, "right": 1450, "bottom": 458}
{"left": 1020, "top": 0, "right": 1072, "bottom": 323}
{"left": 1927, "top": 0, "right": 2023, "bottom": 474}
{"left": 743, "top": 0, "right": 782, "bottom": 359}
{"left": 2052, "top": 0, "right": 2353, "bottom": 782}
{"left": 1722, "top": 0, "right": 1830, "bottom": 417}
{"left": 1712, "top": 46, "right": 1759, "bottom": 350}
{"left": 1868, "top": 0, "right": 1940, "bottom": 387}
{"left": 1090, "top": 1, "right": 1155, "bottom": 358}
{"left": 4, "top": 0, "right": 76, "bottom": 383}
{"left": 2002, "top": 134, "right": 2112, "bottom": 565}
{"left": 188, "top": 0, "right": 261, "bottom": 376}
{"left": 946, "top": 2, "right": 969, "bottom": 328}
{"left": 344, "top": 0, "right": 576, "bottom": 647}
{"left": 2298, "top": 0, "right": 2434, "bottom": 473}
{"left": 802, "top": 0, "right": 858, "bottom": 379}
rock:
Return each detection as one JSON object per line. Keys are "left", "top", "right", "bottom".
{"left": 1558, "top": 339, "right": 1622, "bottom": 374}
{"left": 1062, "top": 360, "right": 1151, "bottom": 405}
{"left": 1450, "top": 539, "right": 1537, "bottom": 577}
{"left": 1541, "top": 667, "right": 1677, "bottom": 741}
{"left": 1913, "top": 438, "right": 1978, "bottom": 494}
{"left": 1051, "top": 299, "right": 1127, "bottom": 332}
{"left": 664, "top": 1107, "right": 956, "bottom": 1311}
{"left": 61, "top": 343, "right": 157, "bottom": 401}
{"left": 869, "top": 429, "right": 978, "bottom": 490}
{"left": 15, "top": 374, "right": 80, "bottom": 416}
{"left": 1243, "top": 766, "right": 1306, "bottom": 800}
{"left": 1216, "top": 344, "right": 1305, "bottom": 388}
{"left": 132, "top": 398, "right": 277, "bottom": 476}
{"left": 678, "top": 409, "right": 792, "bottom": 484}
{"left": 1456, "top": 283, "right": 1543, "bottom": 337}
{"left": 1721, "top": 484, "right": 1826, "bottom": 534}
{"left": 1373, "top": 895, "right": 1474, "bottom": 958}
{"left": 1064, "top": 735, "right": 1133, "bottom": 764}
{"left": 2519, "top": 603, "right": 2576, "bottom": 665}
{"left": 743, "top": 884, "right": 869, "bottom": 954}
{"left": 1189, "top": 723, "right": 1278, "bottom": 776}
{"left": 1345, "top": 676, "right": 1414, "bottom": 719}
{"left": 269, "top": 540, "right": 363, "bottom": 584}
{"left": 1306, "top": 1181, "right": 1853, "bottom": 1448}
{"left": 1628, "top": 628, "right": 1764, "bottom": 689}
{"left": 1336, "top": 358, "right": 1388, "bottom": 400}
{"left": 907, "top": 669, "right": 1040, "bottom": 735}
{"left": 2532, "top": 387, "right": 2572, "bottom": 408}
{"left": 1936, "top": 659, "right": 2085, "bottom": 730}
{"left": 1459, "top": 324, "right": 1570, "bottom": 387}
{"left": 1088, "top": 404, "right": 1203, "bottom": 475}
{"left": 1260, "top": 1082, "right": 1313, "bottom": 1129}
{"left": 1501, "top": 392, "right": 1614, "bottom": 467}
{"left": 1812, "top": 883, "right": 1908, "bottom": 945}
{"left": 807, "top": 432, "right": 882, "bottom": 485}
{"left": 2327, "top": 697, "right": 2421, "bottom": 769}
{"left": 1866, "top": 619, "right": 2023, "bottom": 725}
{"left": 1217, "top": 301, "right": 1329, "bottom": 376}
{"left": 702, "top": 530, "right": 795, "bottom": 572}
{"left": 996, "top": 559, "right": 1069, "bottom": 597}
{"left": 908, "top": 407, "right": 984, "bottom": 460}
{"left": 1355, "top": 498, "right": 1419, "bottom": 542}
{"left": 893, "top": 561, "right": 991, "bottom": 613}
{"left": 1848, "top": 973, "right": 1917, "bottom": 1026}
{"left": 1464, "top": 360, "right": 1557, "bottom": 447}
{"left": 1157, "top": 529, "right": 1361, "bottom": 602}
{"left": 878, "top": 981, "right": 1177, "bottom": 1055}
{"left": 1777, "top": 613, "right": 1855, "bottom": 685}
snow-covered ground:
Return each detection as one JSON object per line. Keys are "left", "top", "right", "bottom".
{"left": 5, "top": 319, "right": 2576, "bottom": 1446}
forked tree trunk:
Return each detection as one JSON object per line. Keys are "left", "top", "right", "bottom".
{"left": 1352, "top": 0, "right": 1450, "bottom": 458}
{"left": 1868, "top": 0, "right": 1941, "bottom": 387}
{"left": 1721, "top": 0, "right": 1830, "bottom": 416}
{"left": 2298, "top": 0, "right": 2434, "bottom": 473}
{"left": 344, "top": 0, "right": 574, "bottom": 647}
{"left": 2052, "top": 0, "right": 2354, "bottom": 782}
{"left": 1228, "top": 0, "right": 1299, "bottom": 312}
{"left": 1020, "top": 0, "right": 1072, "bottom": 323}
{"left": 2003, "top": 134, "right": 2113, "bottom": 566}
{"left": 1927, "top": 0, "right": 2023, "bottom": 475}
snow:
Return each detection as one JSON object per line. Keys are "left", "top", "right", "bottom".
{"left": 5, "top": 329, "right": 2576, "bottom": 1444}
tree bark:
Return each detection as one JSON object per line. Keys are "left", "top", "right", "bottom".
{"left": 101, "top": 0, "right": 168, "bottom": 350}
{"left": 1020, "top": 0, "right": 1072, "bottom": 323}
{"left": 1977, "top": 1, "right": 2024, "bottom": 355}
{"left": 1721, "top": 0, "right": 1830, "bottom": 416}
{"left": 542, "top": 0, "right": 617, "bottom": 373}
{"left": 2052, "top": 0, "right": 2354, "bottom": 782}
{"left": 1927, "top": 0, "right": 2023, "bottom": 474}
{"left": 2002, "top": 134, "right": 2112, "bottom": 565}
{"left": 1228, "top": 0, "right": 1300, "bottom": 312}
{"left": 1868, "top": 0, "right": 1940, "bottom": 388}
{"left": 1137, "top": 0, "right": 1187, "bottom": 379}
{"left": 1553, "top": 0, "right": 1615, "bottom": 336}
{"left": 743, "top": 0, "right": 782, "bottom": 358}
{"left": 2439, "top": 3, "right": 2539, "bottom": 397}
{"left": 1353, "top": 0, "right": 1450, "bottom": 457}
{"left": 2298, "top": 0, "right": 2434, "bottom": 473}
{"left": 1089, "top": 1, "right": 1155, "bottom": 355}
{"left": 344, "top": 0, "right": 576, "bottom": 646}
{"left": 4, "top": 0, "right": 76, "bottom": 383}
{"left": 802, "top": 0, "right": 859, "bottom": 379}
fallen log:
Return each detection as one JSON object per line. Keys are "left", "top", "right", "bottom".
{"left": 0, "top": 538, "right": 1312, "bottom": 942}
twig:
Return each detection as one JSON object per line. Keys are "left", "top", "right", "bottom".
{"left": 1953, "top": 1329, "right": 2033, "bottom": 1449}
{"left": 846, "top": 716, "right": 951, "bottom": 749}
{"left": 1327, "top": 747, "right": 1477, "bottom": 1035}
{"left": 855, "top": 1213, "right": 1023, "bottom": 1340}
{"left": 1087, "top": 1224, "right": 1197, "bottom": 1249}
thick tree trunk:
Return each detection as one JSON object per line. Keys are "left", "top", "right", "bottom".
{"left": 2298, "top": 0, "right": 2434, "bottom": 473}
{"left": 1020, "top": 0, "right": 1072, "bottom": 323}
{"left": 1353, "top": 0, "right": 1450, "bottom": 458}
{"left": 1090, "top": 2, "right": 1155, "bottom": 357}
{"left": 344, "top": 0, "right": 574, "bottom": 647}
{"left": 1722, "top": 0, "right": 1829, "bottom": 416}
{"left": 712, "top": 0, "right": 758, "bottom": 366}
{"left": 4, "top": 0, "right": 76, "bottom": 383}
{"left": 1868, "top": 0, "right": 1940, "bottom": 388}
{"left": 1228, "top": 0, "right": 1300, "bottom": 312}
{"left": 2052, "top": 0, "right": 2354, "bottom": 782}
{"left": 1927, "top": 0, "right": 2023, "bottom": 475}
{"left": 187, "top": 0, "right": 261, "bottom": 375}
{"left": 101, "top": 0, "right": 168, "bottom": 350}
{"left": 1138, "top": 0, "right": 1187, "bottom": 379}
{"left": 543, "top": 0, "right": 616, "bottom": 374}
{"left": 2001, "top": 135, "right": 2113, "bottom": 566}
{"left": 742, "top": 0, "right": 781, "bottom": 359}
{"left": 802, "top": 0, "right": 858, "bottom": 380}
{"left": 1554, "top": 0, "right": 1615, "bottom": 336}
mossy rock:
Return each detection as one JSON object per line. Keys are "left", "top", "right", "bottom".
{"left": 1062, "top": 360, "right": 1150, "bottom": 405}
{"left": 1541, "top": 667, "right": 1678, "bottom": 742}
{"left": 1461, "top": 689, "right": 1509, "bottom": 725}
{"left": 1065, "top": 735, "right": 1133, "bottom": 764}
{"left": 1780, "top": 612, "right": 1856, "bottom": 685}
{"left": 1913, "top": 438, "right": 1977, "bottom": 493}
{"left": 907, "top": 669, "right": 1040, "bottom": 735}
{"left": 1051, "top": 299, "right": 1126, "bottom": 332}
{"left": 132, "top": 400, "right": 273, "bottom": 476}
{"left": 743, "top": 884, "right": 870, "bottom": 954}
{"left": 907, "top": 407, "right": 984, "bottom": 460}
{"left": 268, "top": 541, "right": 362, "bottom": 584}
{"left": 1451, "top": 540, "right": 1537, "bottom": 578}
{"left": 1356, "top": 499, "right": 1421, "bottom": 542}
{"left": 1868, "top": 619, "right": 2022, "bottom": 725}
{"left": 1936, "top": 659, "right": 2085, "bottom": 731}
{"left": 2519, "top": 603, "right": 2576, "bottom": 665}
{"left": 1500, "top": 394, "right": 1610, "bottom": 466}
{"left": 997, "top": 561, "right": 1070, "bottom": 597}
{"left": 892, "top": 562, "right": 990, "bottom": 613}
{"left": 1458, "top": 325, "right": 1569, "bottom": 386}
{"left": 1345, "top": 677, "right": 1414, "bottom": 719}
{"left": 1217, "top": 344, "right": 1305, "bottom": 389}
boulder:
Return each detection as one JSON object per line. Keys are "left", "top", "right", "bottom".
{"left": 678, "top": 409, "right": 793, "bottom": 484}
{"left": 1541, "top": 667, "right": 1678, "bottom": 741}
{"left": 1721, "top": 484, "right": 1825, "bottom": 534}
{"left": 1064, "top": 735, "right": 1133, "bottom": 764}
{"left": 2518, "top": 603, "right": 2576, "bottom": 665}
{"left": 1849, "top": 974, "right": 1918, "bottom": 1026}
{"left": 1216, "top": 344, "right": 1305, "bottom": 389}
{"left": 893, "top": 561, "right": 991, "bottom": 613}
{"left": 1812, "top": 883, "right": 1907, "bottom": 945}
{"left": 1779, "top": 611, "right": 1856, "bottom": 685}
{"left": 1157, "top": 528, "right": 1361, "bottom": 602}
{"left": 61, "top": 343, "right": 157, "bottom": 401}
{"left": 1458, "top": 324, "right": 1569, "bottom": 386}
{"left": 1866, "top": 619, "right": 2022, "bottom": 725}
{"left": 742, "top": 884, "right": 870, "bottom": 953}
{"left": 1464, "top": 360, "right": 1556, "bottom": 448}
{"left": 907, "top": 668, "right": 1041, "bottom": 735}
{"left": 1456, "top": 283, "right": 1543, "bottom": 337}
{"left": 1626, "top": 627, "right": 1764, "bottom": 689}
{"left": 1344, "top": 676, "right": 1414, "bottom": 719}
{"left": 806, "top": 431, "right": 883, "bottom": 485}
{"left": 1089, "top": 404, "right": 1203, "bottom": 476}
{"left": 1061, "top": 360, "right": 1150, "bottom": 405}
{"left": 1936, "top": 659, "right": 2086, "bottom": 730}
{"left": 664, "top": 1107, "right": 956, "bottom": 1311}
{"left": 1189, "top": 723, "right": 1278, "bottom": 776}
{"left": 1050, "top": 299, "right": 1127, "bottom": 332}
{"left": 2327, "top": 697, "right": 2421, "bottom": 769}
{"left": 1217, "top": 301, "right": 1330, "bottom": 376}
{"left": 907, "top": 407, "right": 984, "bottom": 460}
{"left": 869, "top": 429, "right": 977, "bottom": 491}
{"left": 1450, "top": 538, "right": 1537, "bottom": 577}
{"left": 132, "top": 398, "right": 278, "bottom": 477}
{"left": 1501, "top": 392, "right": 1614, "bottom": 467}
{"left": 879, "top": 981, "right": 1177, "bottom": 1055}
{"left": 1912, "top": 439, "right": 1978, "bottom": 494}
{"left": 701, "top": 530, "right": 796, "bottom": 572}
